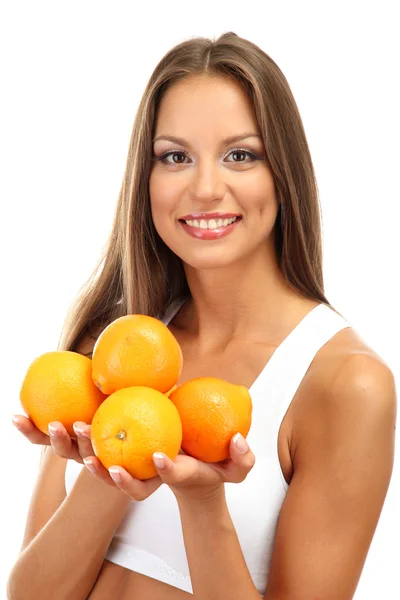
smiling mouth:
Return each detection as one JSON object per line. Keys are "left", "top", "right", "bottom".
{"left": 179, "top": 216, "right": 241, "bottom": 230}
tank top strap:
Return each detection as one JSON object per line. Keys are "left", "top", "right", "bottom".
{"left": 247, "top": 304, "right": 352, "bottom": 472}
{"left": 272, "top": 304, "right": 351, "bottom": 422}
{"left": 161, "top": 297, "right": 187, "bottom": 325}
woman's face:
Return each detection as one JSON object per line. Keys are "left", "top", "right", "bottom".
{"left": 149, "top": 75, "right": 279, "bottom": 271}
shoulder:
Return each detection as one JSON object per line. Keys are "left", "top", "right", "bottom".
{"left": 293, "top": 326, "right": 397, "bottom": 464}
{"left": 325, "top": 346, "right": 396, "bottom": 441}
{"left": 317, "top": 326, "right": 396, "bottom": 409}
{"left": 329, "top": 340, "right": 396, "bottom": 409}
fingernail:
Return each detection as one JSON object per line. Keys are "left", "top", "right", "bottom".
{"left": 233, "top": 433, "right": 248, "bottom": 453}
{"left": 48, "top": 423, "right": 59, "bottom": 437}
{"left": 12, "top": 416, "right": 21, "bottom": 429}
{"left": 109, "top": 467, "right": 121, "bottom": 483}
{"left": 153, "top": 453, "right": 165, "bottom": 469}
{"left": 73, "top": 423, "right": 90, "bottom": 438}
{"left": 83, "top": 458, "right": 96, "bottom": 474}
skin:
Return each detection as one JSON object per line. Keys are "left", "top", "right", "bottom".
{"left": 11, "top": 75, "right": 396, "bottom": 600}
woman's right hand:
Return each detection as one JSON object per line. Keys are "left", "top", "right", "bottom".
{"left": 12, "top": 414, "right": 128, "bottom": 488}
{"left": 12, "top": 413, "right": 165, "bottom": 494}
{"left": 12, "top": 415, "right": 93, "bottom": 465}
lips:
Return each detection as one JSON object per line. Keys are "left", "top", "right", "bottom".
{"left": 179, "top": 212, "right": 241, "bottom": 221}
{"left": 179, "top": 214, "right": 242, "bottom": 240}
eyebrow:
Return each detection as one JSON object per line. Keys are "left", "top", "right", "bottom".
{"left": 152, "top": 132, "right": 263, "bottom": 146}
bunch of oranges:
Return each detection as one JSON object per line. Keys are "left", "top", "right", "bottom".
{"left": 20, "top": 314, "right": 252, "bottom": 479}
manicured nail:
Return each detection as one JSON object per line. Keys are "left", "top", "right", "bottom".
{"left": 12, "top": 416, "right": 21, "bottom": 429}
{"left": 83, "top": 458, "right": 96, "bottom": 474}
{"left": 233, "top": 433, "right": 248, "bottom": 453}
{"left": 48, "top": 423, "right": 59, "bottom": 436}
{"left": 153, "top": 453, "right": 165, "bottom": 469}
{"left": 73, "top": 423, "right": 90, "bottom": 438}
{"left": 109, "top": 467, "right": 121, "bottom": 483}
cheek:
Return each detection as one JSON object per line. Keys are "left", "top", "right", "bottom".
{"left": 150, "top": 200, "right": 167, "bottom": 241}
{"left": 149, "top": 178, "right": 177, "bottom": 244}
{"left": 237, "top": 168, "right": 276, "bottom": 202}
{"left": 241, "top": 179, "right": 278, "bottom": 220}
{"left": 149, "top": 173, "right": 177, "bottom": 216}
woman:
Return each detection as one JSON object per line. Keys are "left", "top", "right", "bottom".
{"left": 8, "top": 32, "right": 396, "bottom": 599}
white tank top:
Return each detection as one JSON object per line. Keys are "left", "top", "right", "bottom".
{"left": 65, "top": 299, "right": 351, "bottom": 595}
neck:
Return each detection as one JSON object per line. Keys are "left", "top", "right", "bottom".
{"left": 179, "top": 246, "right": 313, "bottom": 347}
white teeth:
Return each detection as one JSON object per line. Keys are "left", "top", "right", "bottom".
{"left": 184, "top": 216, "right": 238, "bottom": 229}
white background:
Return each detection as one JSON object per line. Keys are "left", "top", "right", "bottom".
{"left": 1, "top": 1, "right": 399, "bottom": 598}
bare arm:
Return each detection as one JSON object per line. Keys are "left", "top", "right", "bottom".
{"left": 7, "top": 332, "right": 131, "bottom": 600}
{"left": 177, "top": 488, "right": 262, "bottom": 599}
{"left": 8, "top": 452, "right": 131, "bottom": 600}
{"left": 264, "top": 354, "right": 396, "bottom": 599}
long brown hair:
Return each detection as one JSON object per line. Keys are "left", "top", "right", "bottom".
{"left": 57, "top": 31, "right": 338, "bottom": 354}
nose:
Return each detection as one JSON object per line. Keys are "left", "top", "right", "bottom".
{"left": 188, "top": 158, "right": 226, "bottom": 205}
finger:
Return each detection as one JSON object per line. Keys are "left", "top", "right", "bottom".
{"left": 12, "top": 415, "right": 50, "bottom": 445}
{"left": 212, "top": 435, "right": 255, "bottom": 483}
{"left": 108, "top": 465, "right": 163, "bottom": 500}
{"left": 153, "top": 454, "right": 223, "bottom": 499}
{"left": 152, "top": 452, "right": 199, "bottom": 486}
{"left": 73, "top": 422, "right": 95, "bottom": 460}
{"left": 227, "top": 433, "right": 256, "bottom": 482}
{"left": 48, "top": 422, "right": 83, "bottom": 462}
{"left": 82, "top": 455, "right": 121, "bottom": 488}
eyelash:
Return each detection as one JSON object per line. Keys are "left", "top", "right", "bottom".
{"left": 153, "top": 148, "right": 260, "bottom": 166}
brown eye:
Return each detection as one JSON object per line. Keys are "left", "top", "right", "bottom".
{"left": 156, "top": 151, "right": 188, "bottom": 165}
{"left": 226, "top": 149, "right": 258, "bottom": 163}
{"left": 231, "top": 151, "right": 246, "bottom": 162}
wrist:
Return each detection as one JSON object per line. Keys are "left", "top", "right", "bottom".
{"left": 177, "top": 484, "right": 235, "bottom": 539}
{"left": 175, "top": 483, "right": 227, "bottom": 514}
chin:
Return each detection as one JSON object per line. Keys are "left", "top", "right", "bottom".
{"left": 170, "top": 245, "right": 243, "bottom": 271}
{"left": 184, "top": 256, "right": 237, "bottom": 271}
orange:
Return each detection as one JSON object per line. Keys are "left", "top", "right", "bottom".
{"left": 90, "top": 386, "right": 183, "bottom": 480}
{"left": 169, "top": 377, "right": 252, "bottom": 463}
{"left": 92, "top": 315, "right": 183, "bottom": 395}
{"left": 20, "top": 351, "right": 108, "bottom": 437}
{"left": 165, "top": 384, "right": 177, "bottom": 398}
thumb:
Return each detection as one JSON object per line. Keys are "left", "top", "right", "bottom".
{"left": 228, "top": 433, "right": 256, "bottom": 481}
{"left": 152, "top": 452, "right": 176, "bottom": 481}
{"left": 231, "top": 433, "right": 250, "bottom": 457}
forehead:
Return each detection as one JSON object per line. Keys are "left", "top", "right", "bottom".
{"left": 154, "top": 76, "right": 259, "bottom": 138}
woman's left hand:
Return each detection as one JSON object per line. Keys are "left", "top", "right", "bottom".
{"left": 92, "top": 433, "right": 255, "bottom": 502}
